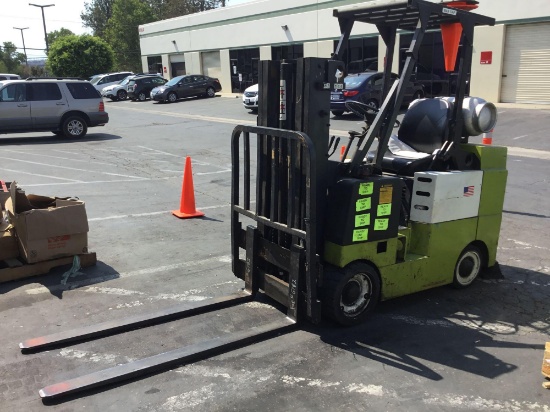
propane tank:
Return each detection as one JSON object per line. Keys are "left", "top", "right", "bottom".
{"left": 437, "top": 96, "right": 498, "bottom": 136}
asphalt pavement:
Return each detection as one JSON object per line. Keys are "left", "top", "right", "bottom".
{"left": 0, "top": 95, "right": 549, "bottom": 411}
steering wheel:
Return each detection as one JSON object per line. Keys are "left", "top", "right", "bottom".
{"left": 345, "top": 100, "right": 378, "bottom": 123}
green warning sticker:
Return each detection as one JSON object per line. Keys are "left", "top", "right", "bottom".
{"left": 356, "top": 197, "right": 371, "bottom": 212}
{"left": 374, "top": 218, "right": 389, "bottom": 231}
{"left": 355, "top": 213, "right": 371, "bottom": 227}
{"left": 359, "top": 182, "right": 374, "bottom": 196}
{"left": 377, "top": 203, "right": 392, "bottom": 216}
{"left": 353, "top": 229, "right": 369, "bottom": 242}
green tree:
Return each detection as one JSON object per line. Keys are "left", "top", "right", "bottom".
{"left": 47, "top": 28, "right": 75, "bottom": 48}
{"left": 47, "top": 35, "right": 114, "bottom": 78}
{"left": 104, "top": 0, "right": 155, "bottom": 72}
{"left": 81, "top": 0, "right": 114, "bottom": 37}
{"left": 0, "top": 42, "right": 26, "bottom": 73}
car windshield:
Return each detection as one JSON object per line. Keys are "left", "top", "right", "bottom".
{"left": 120, "top": 76, "right": 132, "bottom": 86}
{"left": 344, "top": 73, "right": 375, "bottom": 89}
{"left": 165, "top": 76, "right": 184, "bottom": 87}
{"left": 90, "top": 76, "right": 102, "bottom": 85}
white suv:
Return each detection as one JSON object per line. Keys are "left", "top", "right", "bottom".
{"left": 90, "top": 71, "right": 133, "bottom": 92}
{"left": 0, "top": 78, "right": 109, "bottom": 138}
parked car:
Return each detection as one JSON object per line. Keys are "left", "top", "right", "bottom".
{"left": 330, "top": 72, "right": 424, "bottom": 116}
{"left": 127, "top": 76, "right": 168, "bottom": 101}
{"left": 90, "top": 71, "right": 133, "bottom": 92}
{"left": 0, "top": 73, "right": 21, "bottom": 81}
{"left": 242, "top": 83, "right": 258, "bottom": 111}
{"left": 150, "top": 74, "right": 222, "bottom": 103}
{"left": 101, "top": 74, "right": 165, "bottom": 101}
{"left": 0, "top": 78, "right": 108, "bottom": 138}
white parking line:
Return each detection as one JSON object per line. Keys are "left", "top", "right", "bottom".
{"left": 0, "top": 156, "right": 145, "bottom": 179}
{"left": 512, "top": 135, "right": 528, "bottom": 140}
{"left": 88, "top": 203, "right": 231, "bottom": 222}
{"left": 22, "top": 177, "right": 159, "bottom": 187}
{"left": 0, "top": 167, "right": 83, "bottom": 182}
{"left": 0, "top": 148, "right": 116, "bottom": 166}
{"left": 195, "top": 169, "right": 231, "bottom": 176}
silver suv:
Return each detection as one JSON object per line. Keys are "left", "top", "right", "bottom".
{"left": 0, "top": 78, "right": 109, "bottom": 138}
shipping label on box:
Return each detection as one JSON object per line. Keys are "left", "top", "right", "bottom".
{"left": 6, "top": 182, "right": 89, "bottom": 264}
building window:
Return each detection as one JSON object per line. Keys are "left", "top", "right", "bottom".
{"left": 230, "top": 48, "right": 260, "bottom": 92}
{"left": 271, "top": 44, "right": 303, "bottom": 61}
{"left": 335, "top": 37, "right": 378, "bottom": 74}
{"left": 147, "top": 56, "right": 162, "bottom": 74}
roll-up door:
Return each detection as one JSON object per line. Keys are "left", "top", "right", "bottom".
{"left": 501, "top": 23, "right": 550, "bottom": 104}
{"left": 201, "top": 51, "right": 221, "bottom": 79}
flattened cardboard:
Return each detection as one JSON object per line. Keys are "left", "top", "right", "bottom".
{"left": 6, "top": 182, "right": 89, "bottom": 264}
{"left": 0, "top": 181, "right": 10, "bottom": 211}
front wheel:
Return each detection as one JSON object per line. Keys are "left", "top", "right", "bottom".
{"left": 322, "top": 262, "right": 380, "bottom": 326}
{"left": 331, "top": 110, "right": 344, "bottom": 117}
{"left": 117, "top": 89, "right": 128, "bottom": 100}
{"left": 167, "top": 92, "right": 177, "bottom": 103}
{"left": 452, "top": 245, "right": 484, "bottom": 288}
{"left": 62, "top": 116, "right": 87, "bottom": 138}
{"left": 206, "top": 86, "right": 216, "bottom": 98}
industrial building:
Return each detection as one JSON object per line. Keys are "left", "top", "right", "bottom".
{"left": 139, "top": 0, "right": 550, "bottom": 104}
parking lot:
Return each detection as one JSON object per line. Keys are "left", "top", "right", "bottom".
{"left": 1, "top": 95, "right": 549, "bottom": 411}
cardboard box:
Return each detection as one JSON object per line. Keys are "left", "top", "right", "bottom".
{"left": 6, "top": 182, "right": 89, "bottom": 264}
{"left": 543, "top": 342, "right": 550, "bottom": 379}
{"left": 0, "top": 211, "right": 19, "bottom": 261}
{"left": 0, "top": 181, "right": 10, "bottom": 211}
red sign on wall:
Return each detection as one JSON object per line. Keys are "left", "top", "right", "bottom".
{"left": 480, "top": 51, "right": 492, "bottom": 64}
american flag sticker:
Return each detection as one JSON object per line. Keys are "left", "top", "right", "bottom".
{"left": 463, "top": 186, "right": 475, "bottom": 197}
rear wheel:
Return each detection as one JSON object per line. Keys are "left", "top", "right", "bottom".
{"left": 452, "top": 245, "right": 484, "bottom": 288}
{"left": 138, "top": 91, "right": 147, "bottom": 101}
{"left": 322, "top": 262, "right": 380, "bottom": 326}
{"left": 117, "top": 89, "right": 128, "bottom": 100}
{"left": 62, "top": 116, "right": 87, "bottom": 138}
{"left": 331, "top": 110, "right": 344, "bottom": 117}
{"left": 167, "top": 92, "right": 177, "bottom": 103}
{"left": 206, "top": 86, "right": 216, "bottom": 98}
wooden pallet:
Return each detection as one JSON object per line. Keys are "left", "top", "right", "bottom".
{"left": 0, "top": 252, "right": 97, "bottom": 284}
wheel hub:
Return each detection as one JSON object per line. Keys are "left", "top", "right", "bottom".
{"left": 342, "top": 281, "right": 361, "bottom": 306}
{"left": 340, "top": 273, "right": 371, "bottom": 316}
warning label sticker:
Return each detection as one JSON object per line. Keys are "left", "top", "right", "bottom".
{"left": 356, "top": 197, "right": 371, "bottom": 212}
{"left": 355, "top": 213, "right": 370, "bottom": 227}
{"left": 374, "top": 218, "right": 389, "bottom": 231}
{"left": 377, "top": 203, "right": 391, "bottom": 216}
{"left": 359, "top": 182, "right": 374, "bottom": 196}
{"left": 353, "top": 229, "right": 369, "bottom": 242}
{"left": 379, "top": 185, "right": 393, "bottom": 204}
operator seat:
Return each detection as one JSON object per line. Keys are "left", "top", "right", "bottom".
{"left": 379, "top": 98, "right": 451, "bottom": 176}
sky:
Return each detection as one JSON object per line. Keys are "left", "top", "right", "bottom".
{"left": 0, "top": 0, "right": 255, "bottom": 61}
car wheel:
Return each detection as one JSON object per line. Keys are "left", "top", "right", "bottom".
{"left": 331, "top": 110, "right": 344, "bottom": 117}
{"left": 110, "top": 97, "right": 118, "bottom": 102}
{"left": 321, "top": 262, "right": 380, "bottom": 326}
{"left": 168, "top": 92, "right": 178, "bottom": 103}
{"left": 206, "top": 87, "right": 216, "bottom": 98}
{"left": 452, "top": 245, "right": 484, "bottom": 289}
{"left": 117, "top": 90, "right": 128, "bottom": 101}
{"left": 138, "top": 92, "right": 147, "bottom": 101}
{"left": 62, "top": 116, "right": 88, "bottom": 138}
{"left": 365, "top": 99, "right": 379, "bottom": 111}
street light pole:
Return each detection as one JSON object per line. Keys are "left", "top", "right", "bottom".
{"left": 29, "top": 3, "right": 55, "bottom": 55}
{"left": 13, "top": 27, "right": 29, "bottom": 66}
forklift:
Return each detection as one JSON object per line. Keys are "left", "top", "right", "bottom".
{"left": 20, "top": 0, "right": 507, "bottom": 400}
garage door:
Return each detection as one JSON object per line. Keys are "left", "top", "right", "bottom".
{"left": 501, "top": 23, "right": 550, "bottom": 104}
{"left": 201, "top": 51, "right": 221, "bottom": 79}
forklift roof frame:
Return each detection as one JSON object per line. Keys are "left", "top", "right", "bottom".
{"left": 332, "top": 0, "right": 495, "bottom": 175}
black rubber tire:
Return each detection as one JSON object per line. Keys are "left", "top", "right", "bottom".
{"left": 365, "top": 99, "right": 379, "bottom": 110}
{"left": 109, "top": 97, "right": 118, "bottom": 102}
{"left": 62, "top": 116, "right": 87, "bottom": 138}
{"left": 331, "top": 110, "right": 345, "bottom": 117}
{"left": 206, "top": 86, "right": 216, "bottom": 98}
{"left": 452, "top": 245, "right": 484, "bottom": 289}
{"left": 167, "top": 92, "right": 177, "bottom": 103}
{"left": 138, "top": 92, "right": 147, "bottom": 101}
{"left": 117, "top": 89, "right": 127, "bottom": 100}
{"left": 321, "top": 262, "right": 380, "bottom": 326}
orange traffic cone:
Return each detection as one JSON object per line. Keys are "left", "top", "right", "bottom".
{"left": 340, "top": 145, "right": 346, "bottom": 160}
{"left": 482, "top": 129, "right": 493, "bottom": 145}
{"left": 440, "top": 1, "right": 479, "bottom": 72}
{"left": 172, "top": 156, "right": 204, "bottom": 219}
